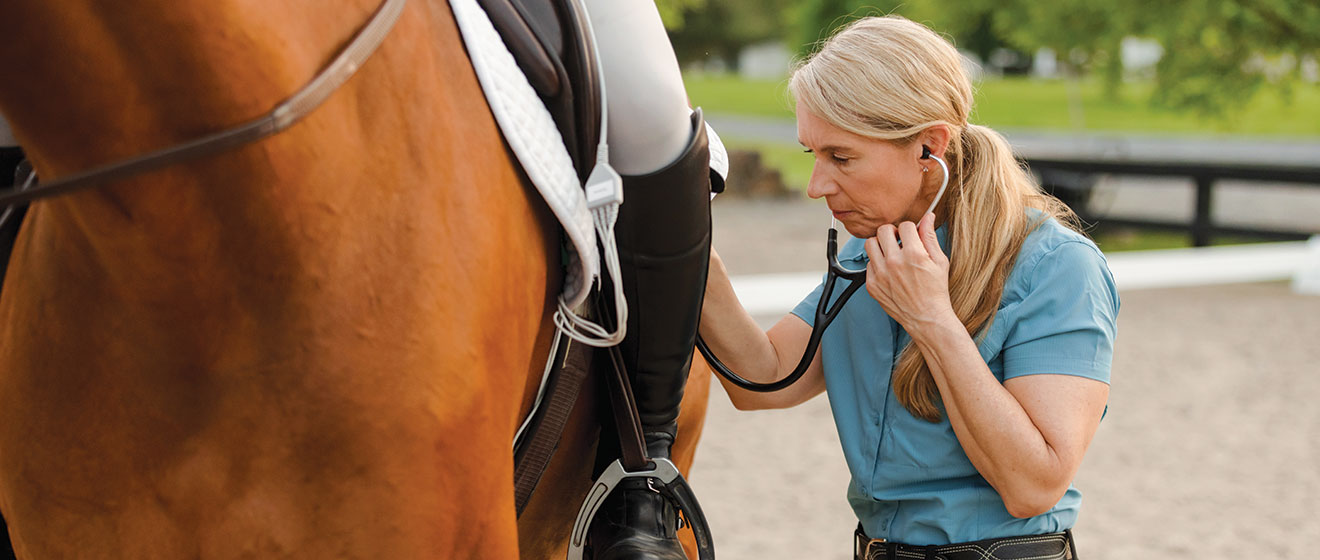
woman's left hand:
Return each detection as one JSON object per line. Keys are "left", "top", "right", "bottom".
{"left": 863, "top": 213, "right": 956, "bottom": 333}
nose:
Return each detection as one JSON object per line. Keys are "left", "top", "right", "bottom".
{"left": 805, "top": 163, "right": 835, "bottom": 199}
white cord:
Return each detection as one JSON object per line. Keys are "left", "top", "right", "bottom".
{"left": 549, "top": 0, "right": 630, "bottom": 348}
{"left": 925, "top": 154, "right": 949, "bottom": 217}
{"left": 513, "top": 329, "right": 566, "bottom": 448}
{"left": 553, "top": 200, "right": 629, "bottom": 347}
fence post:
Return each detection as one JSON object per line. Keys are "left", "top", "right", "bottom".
{"left": 1192, "top": 175, "right": 1215, "bottom": 247}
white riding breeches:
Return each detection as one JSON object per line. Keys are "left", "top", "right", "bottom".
{"left": 581, "top": 0, "right": 692, "bottom": 176}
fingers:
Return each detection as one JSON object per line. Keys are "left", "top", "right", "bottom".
{"left": 874, "top": 217, "right": 945, "bottom": 265}
{"left": 863, "top": 236, "right": 884, "bottom": 269}
{"left": 875, "top": 223, "right": 901, "bottom": 258}
{"left": 917, "top": 213, "right": 947, "bottom": 264}
{"left": 897, "top": 221, "right": 926, "bottom": 257}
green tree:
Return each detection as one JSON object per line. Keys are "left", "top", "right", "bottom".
{"left": 789, "top": 0, "right": 902, "bottom": 56}
{"left": 970, "top": 0, "right": 1319, "bottom": 115}
{"left": 1135, "top": 0, "right": 1320, "bottom": 116}
{"left": 654, "top": 0, "right": 705, "bottom": 31}
{"left": 664, "top": 0, "right": 796, "bottom": 70}
{"left": 787, "top": 0, "right": 1320, "bottom": 117}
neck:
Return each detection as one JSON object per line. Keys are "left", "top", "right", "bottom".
{"left": 0, "top": 1, "right": 394, "bottom": 282}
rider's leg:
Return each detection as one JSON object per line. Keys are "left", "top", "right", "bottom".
{"left": 586, "top": 0, "right": 692, "bottom": 176}
{"left": 582, "top": 1, "right": 712, "bottom": 558}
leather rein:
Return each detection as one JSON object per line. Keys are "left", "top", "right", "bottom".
{"left": 0, "top": 0, "right": 406, "bottom": 209}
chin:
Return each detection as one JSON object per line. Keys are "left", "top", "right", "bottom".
{"left": 840, "top": 222, "right": 874, "bottom": 239}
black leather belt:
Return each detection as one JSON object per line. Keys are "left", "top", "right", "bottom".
{"left": 854, "top": 525, "right": 1076, "bottom": 560}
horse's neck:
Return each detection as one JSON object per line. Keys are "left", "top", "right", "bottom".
{"left": 0, "top": 2, "right": 398, "bottom": 278}
{"left": 0, "top": 0, "right": 557, "bottom": 339}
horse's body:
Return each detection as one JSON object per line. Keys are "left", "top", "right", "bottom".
{"left": 0, "top": 1, "right": 707, "bottom": 557}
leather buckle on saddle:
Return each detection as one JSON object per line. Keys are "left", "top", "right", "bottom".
{"left": 568, "top": 457, "right": 713, "bottom": 560}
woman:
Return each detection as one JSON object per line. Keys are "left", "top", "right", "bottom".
{"left": 699, "top": 16, "right": 1118, "bottom": 559}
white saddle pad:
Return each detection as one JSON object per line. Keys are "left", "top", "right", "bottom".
{"left": 447, "top": 0, "right": 597, "bottom": 309}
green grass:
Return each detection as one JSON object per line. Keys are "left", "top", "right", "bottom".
{"left": 686, "top": 73, "right": 1320, "bottom": 138}
{"left": 722, "top": 135, "right": 814, "bottom": 189}
{"left": 686, "top": 74, "right": 797, "bottom": 119}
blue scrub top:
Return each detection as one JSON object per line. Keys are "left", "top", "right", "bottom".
{"left": 791, "top": 216, "right": 1119, "bottom": 546}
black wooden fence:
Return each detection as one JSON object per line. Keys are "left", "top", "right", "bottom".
{"left": 1025, "top": 157, "right": 1320, "bottom": 247}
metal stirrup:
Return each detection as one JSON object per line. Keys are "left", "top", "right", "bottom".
{"left": 568, "top": 458, "right": 713, "bottom": 560}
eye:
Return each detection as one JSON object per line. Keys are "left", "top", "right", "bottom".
{"left": 831, "top": 154, "right": 850, "bottom": 164}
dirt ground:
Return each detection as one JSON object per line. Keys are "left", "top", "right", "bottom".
{"left": 685, "top": 197, "right": 1320, "bottom": 559}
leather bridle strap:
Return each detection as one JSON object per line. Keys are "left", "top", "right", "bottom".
{"left": 0, "top": 0, "right": 407, "bottom": 208}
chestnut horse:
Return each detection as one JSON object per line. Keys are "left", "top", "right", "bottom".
{"left": 0, "top": 1, "right": 709, "bottom": 558}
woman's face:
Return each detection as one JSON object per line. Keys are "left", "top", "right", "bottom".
{"left": 797, "top": 101, "right": 943, "bottom": 239}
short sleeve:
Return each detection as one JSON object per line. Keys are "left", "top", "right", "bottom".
{"left": 1001, "top": 241, "right": 1119, "bottom": 383}
{"left": 789, "top": 274, "right": 828, "bottom": 328}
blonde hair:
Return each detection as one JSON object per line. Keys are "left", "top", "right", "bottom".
{"left": 789, "top": 15, "right": 1081, "bottom": 422}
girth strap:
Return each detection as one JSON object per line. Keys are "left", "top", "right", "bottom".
{"left": 512, "top": 334, "right": 593, "bottom": 515}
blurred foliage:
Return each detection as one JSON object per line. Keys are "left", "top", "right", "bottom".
{"left": 962, "top": 0, "right": 1320, "bottom": 115}
{"left": 1134, "top": 0, "right": 1320, "bottom": 116}
{"left": 662, "top": 0, "right": 1320, "bottom": 119}
{"left": 787, "top": 0, "right": 900, "bottom": 57}
{"left": 653, "top": 0, "right": 706, "bottom": 30}
{"left": 664, "top": 0, "right": 797, "bottom": 70}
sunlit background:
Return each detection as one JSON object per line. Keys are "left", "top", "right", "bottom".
{"left": 654, "top": 1, "right": 1320, "bottom": 559}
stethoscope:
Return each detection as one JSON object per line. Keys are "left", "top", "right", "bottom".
{"left": 697, "top": 145, "right": 949, "bottom": 392}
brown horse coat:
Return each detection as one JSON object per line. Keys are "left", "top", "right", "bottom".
{"left": 0, "top": 0, "right": 709, "bottom": 557}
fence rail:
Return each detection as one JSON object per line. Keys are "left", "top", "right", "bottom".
{"left": 1023, "top": 157, "right": 1320, "bottom": 246}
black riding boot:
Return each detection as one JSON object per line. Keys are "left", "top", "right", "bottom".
{"left": 0, "top": 146, "right": 22, "bottom": 560}
{"left": 587, "top": 427, "right": 686, "bottom": 560}
{"left": 0, "top": 146, "right": 28, "bottom": 300}
{"left": 588, "top": 110, "right": 713, "bottom": 559}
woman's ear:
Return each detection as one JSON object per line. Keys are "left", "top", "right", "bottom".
{"left": 920, "top": 125, "right": 953, "bottom": 160}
